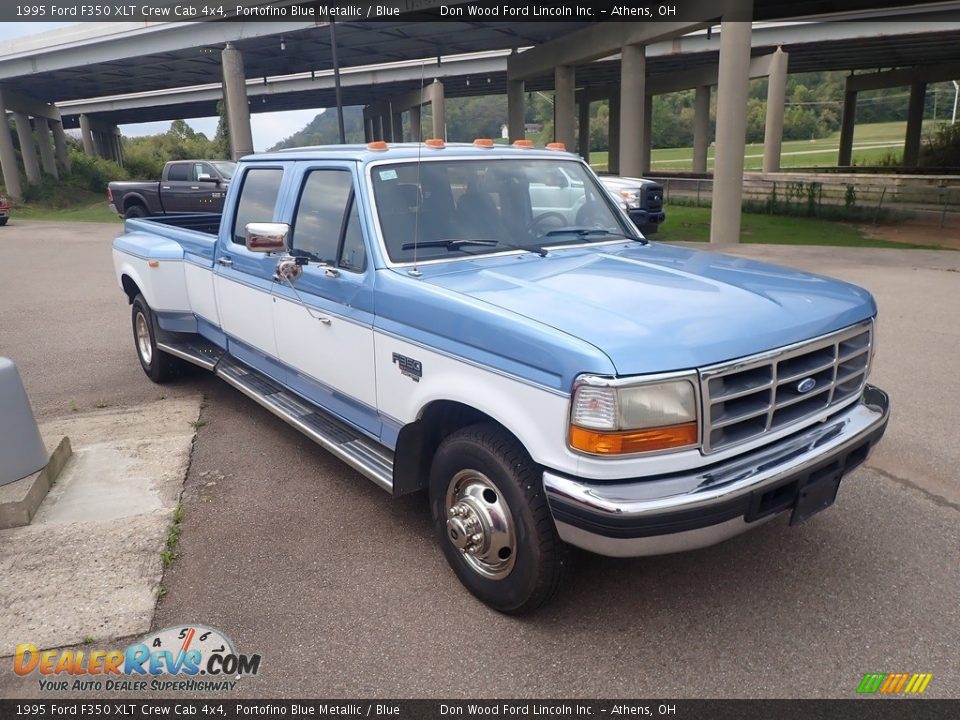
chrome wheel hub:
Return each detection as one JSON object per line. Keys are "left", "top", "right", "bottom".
{"left": 445, "top": 470, "right": 516, "bottom": 579}
{"left": 135, "top": 312, "right": 152, "bottom": 365}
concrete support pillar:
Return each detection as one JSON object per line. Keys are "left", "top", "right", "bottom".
{"left": 0, "top": 90, "right": 24, "bottom": 200}
{"left": 374, "top": 114, "right": 385, "bottom": 141}
{"left": 363, "top": 113, "right": 372, "bottom": 142}
{"left": 693, "top": 85, "right": 711, "bottom": 173}
{"left": 554, "top": 65, "right": 575, "bottom": 150}
{"left": 79, "top": 114, "right": 95, "bottom": 156}
{"left": 578, "top": 100, "right": 591, "bottom": 161}
{"left": 507, "top": 79, "right": 525, "bottom": 142}
{"left": 429, "top": 80, "right": 445, "bottom": 139}
{"left": 409, "top": 105, "right": 422, "bottom": 142}
{"left": 762, "top": 48, "right": 788, "bottom": 173}
{"left": 608, "top": 92, "right": 621, "bottom": 174}
{"left": 52, "top": 120, "right": 70, "bottom": 172}
{"left": 382, "top": 114, "right": 394, "bottom": 142}
{"left": 392, "top": 112, "right": 404, "bottom": 143}
{"left": 113, "top": 128, "right": 124, "bottom": 167}
{"left": 221, "top": 43, "right": 254, "bottom": 160}
{"left": 709, "top": 20, "right": 753, "bottom": 245}
{"left": 642, "top": 96, "right": 652, "bottom": 175}
{"left": 13, "top": 112, "right": 41, "bottom": 184}
{"left": 904, "top": 81, "right": 926, "bottom": 167}
{"left": 838, "top": 90, "right": 857, "bottom": 166}
{"left": 619, "top": 44, "right": 647, "bottom": 177}
{"left": 35, "top": 118, "right": 58, "bottom": 178}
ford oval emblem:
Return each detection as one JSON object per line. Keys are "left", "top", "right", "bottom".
{"left": 797, "top": 377, "right": 817, "bottom": 394}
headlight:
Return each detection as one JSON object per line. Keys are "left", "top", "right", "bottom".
{"left": 619, "top": 189, "right": 641, "bottom": 209}
{"left": 570, "top": 376, "right": 699, "bottom": 455}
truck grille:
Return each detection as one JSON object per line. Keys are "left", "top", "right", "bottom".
{"left": 699, "top": 321, "right": 873, "bottom": 453}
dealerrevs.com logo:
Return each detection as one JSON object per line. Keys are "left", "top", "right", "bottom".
{"left": 14, "top": 625, "right": 261, "bottom": 692}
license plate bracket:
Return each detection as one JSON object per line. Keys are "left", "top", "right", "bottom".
{"left": 790, "top": 468, "right": 843, "bottom": 525}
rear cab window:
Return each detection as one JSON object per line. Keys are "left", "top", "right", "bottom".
{"left": 231, "top": 167, "right": 285, "bottom": 245}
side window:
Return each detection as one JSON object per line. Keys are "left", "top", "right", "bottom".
{"left": 167, "top": 163, "right": 189, "bottom": 181}
{"left": 232, "top": 168, "right": 284, "bottom": 245}
{"left": 291, "top": 170, "right": 355, "bottom": 266}
{"left": 339, "top": 198, "right": 366, "bottom": 272}
{"left": 195, "top": 163, "right": 215, "bottom": 180}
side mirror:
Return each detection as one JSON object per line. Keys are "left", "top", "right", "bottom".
{"left": 245, "top": 222, "right": 290, "bottom": 253}
{"left": 197, "top": 173, "right": 219, "bottom": 183}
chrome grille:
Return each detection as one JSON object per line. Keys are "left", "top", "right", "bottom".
{"left": 700, "top": 321, "right": 873, "bottom": 453}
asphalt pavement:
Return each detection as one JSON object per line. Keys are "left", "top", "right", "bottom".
{"left": 0, "top": 220, "right": 957, "bottom": 698}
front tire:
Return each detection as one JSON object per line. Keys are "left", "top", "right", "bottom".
{"left": 430, "top": 423, "right": 569, "bottom": 614}
{"left": 0, "top": 218, "right": 8, "bottom": 226}
{"left": 131, "top": 294, "right": 182, "bottom": 383}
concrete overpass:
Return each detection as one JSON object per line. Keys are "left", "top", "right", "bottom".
{"left": 53, "top": 20, "right": 960, "bottom": 175}
{"left": 2, "top": 0, "right": 959, "bottom": 245}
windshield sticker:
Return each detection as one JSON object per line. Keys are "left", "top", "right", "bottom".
{"left": 379, "top": 169, "right": 398, "bottom": 181}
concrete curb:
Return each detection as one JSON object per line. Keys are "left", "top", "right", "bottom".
{"left": 0, "top": 436, "right": 72, "bottom": 530}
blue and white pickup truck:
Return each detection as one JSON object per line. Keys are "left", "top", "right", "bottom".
{"left": 113, "top": 142, "right": 890, "bottom": 613}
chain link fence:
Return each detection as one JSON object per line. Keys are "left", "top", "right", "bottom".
{"left": 648, "top": 173, "right": 960, "bottom": 229}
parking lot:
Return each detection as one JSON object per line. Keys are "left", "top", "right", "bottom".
{"left": 1, "top": 220, "right": 958, "bottom": 698}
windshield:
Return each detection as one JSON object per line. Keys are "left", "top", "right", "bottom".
{"left": 212, "top": 161, "right": 237, "bottom": 179}
{"left": 371, "top": 158, "right": 635, "bottom": 263}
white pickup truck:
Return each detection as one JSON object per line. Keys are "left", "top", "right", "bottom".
{"left": 113, "top": 142, "right": 890, "bottom": 613}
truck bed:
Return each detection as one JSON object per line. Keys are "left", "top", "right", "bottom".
{"left": 121, "top": 213, "right": 222, "bottom": 265}
{"left": 132, "top": 213, "right": 222, "bottom": 236}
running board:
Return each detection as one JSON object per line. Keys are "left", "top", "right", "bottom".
{"left": 214, "top": 354, "right": 394, "bottom": 493}
{"left": 157, "top": 338, "right": 225, "bottom": 370}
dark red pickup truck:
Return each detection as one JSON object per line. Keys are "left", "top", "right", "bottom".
{"left": 107, "top": 159, "right": 235, "bottom": 219}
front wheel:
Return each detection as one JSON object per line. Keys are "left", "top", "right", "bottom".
{"left": 430, "top": 423, "right": 569, "bottom": 614}
{"left": 0, "top": 218, "right": 8, "bottom": 226}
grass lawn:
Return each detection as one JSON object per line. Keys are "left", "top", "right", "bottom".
{"left": 656, "top": 205, "right": 946, "bottom": 250}
{"left": 13, "top": 188, "right": 120, "bottom": 224}
{"left": 590, "top": 120, "right": 944, "bottom": 173}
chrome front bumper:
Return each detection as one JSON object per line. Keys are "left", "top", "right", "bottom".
{"left": 543, "top": 385, "right": 890, "bottom": 557}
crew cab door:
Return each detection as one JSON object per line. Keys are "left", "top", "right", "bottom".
{"left": 164, "top": 162, "right": 222, "bottom": 214}
{"left": 213, "top": 165, "right": 287, "bottom": 359}
{"left": 271, "top": 162, "right": 379, "bottom": 436}
{"left": 161, "top": 162, "right": 195, "bottom": 214}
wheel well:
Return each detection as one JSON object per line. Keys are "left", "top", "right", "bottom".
{"left": 121, "top": 274, "right": 141, "bottom": 304}
{"left": 124, "top": 196, "right": 146, "bottom": 211}
{"left": 392, "top": 400, "right": 520, "bottom": 497}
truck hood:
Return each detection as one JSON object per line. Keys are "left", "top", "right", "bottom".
{"left": 416, "top": 242, "right": 876, "bottom": 375}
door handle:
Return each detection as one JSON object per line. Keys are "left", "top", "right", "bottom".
{"left": 217, "top": 258, "right": 233, "bottom": 267}
{"left": 191, "top": 186, "right": 200, "bottom": 190}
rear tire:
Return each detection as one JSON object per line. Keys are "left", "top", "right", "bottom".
{"left": 429, "top": 423, "right": 569, "bottom": 614}
{"left": 124, "top": 204, "right": 147, "bottom": 219}
{"left": 0, "top": 218, "right": 8, "bottom": 226}
{"left": 131, "top": 294, "right": 182, "bottom": 383}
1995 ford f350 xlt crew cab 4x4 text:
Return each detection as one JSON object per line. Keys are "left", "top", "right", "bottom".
{"left": 112, "top": 141, "right": 890, "bottom": 614}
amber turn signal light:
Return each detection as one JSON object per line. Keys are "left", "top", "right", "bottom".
{"left": 473, "top": 138, "right": 495, "bottom": 148}
{"left": 569, "top": 422, "right": 698, "bottom": 454}
{"left": 424, "top": 138, "right": 446, "bottom": 149}
{"left": 546, "top": 142, "right": 566, "bottom": 151}
{"left": 512, "top": 140, "right": 534, "bottom": 148}
{"left": 366, "top": 141, "right": 388, "bottom": 151}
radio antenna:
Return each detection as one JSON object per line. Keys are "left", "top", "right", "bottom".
{"left": 409, "top": 58, "right": 428, "bottom": 278}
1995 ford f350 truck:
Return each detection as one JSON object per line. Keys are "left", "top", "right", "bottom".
{"left": 112, "top": 141, "right": 890, "bottom": 613}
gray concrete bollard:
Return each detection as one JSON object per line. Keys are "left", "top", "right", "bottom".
{"left": 0, "top": 357, "right": 49, "bottom": 486}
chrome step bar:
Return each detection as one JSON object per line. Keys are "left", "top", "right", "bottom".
{"left": 156, "top": 338, "right": 224, "bottom": 370}
{"left": 155, "top": 338, "right": 394, "bottom": 493}
{"left": 214, "top": 354, "right": 394, "bottom": 493}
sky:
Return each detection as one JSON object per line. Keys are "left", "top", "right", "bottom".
{"left": 0, "top": 23, "right": 320, "bottom": 151}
